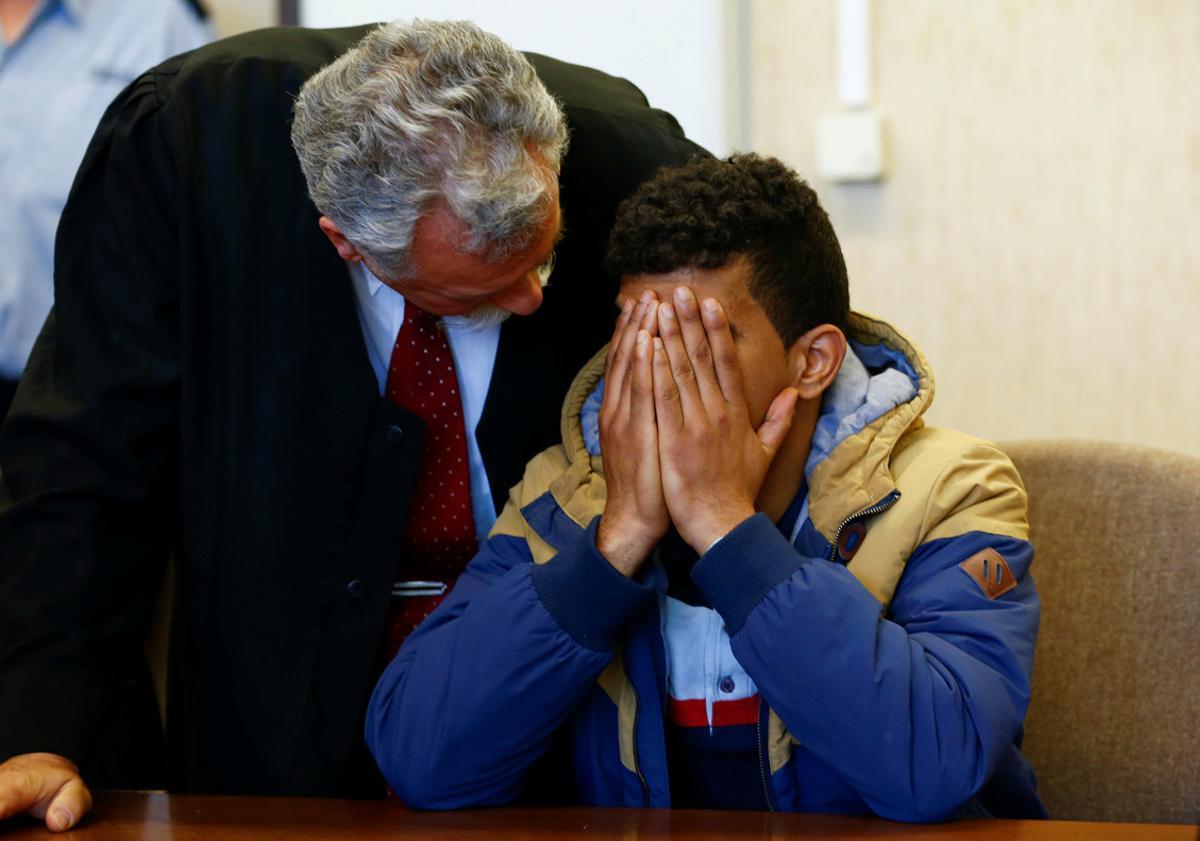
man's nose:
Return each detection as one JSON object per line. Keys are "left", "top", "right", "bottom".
{"left": 493, "top": 272, "right": 544, "bottom": 316}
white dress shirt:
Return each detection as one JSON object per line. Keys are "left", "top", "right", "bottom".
{"left": 348, "top": 264, "right": 501, "bottom": 540}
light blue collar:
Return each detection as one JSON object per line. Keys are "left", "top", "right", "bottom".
{"left": 59, "top": 0, "right": 86, "bottom": 23}
{"left": 1, "top": 0, "right": 74, "bottom": 57}
{"left": 802, "top": 338, "right": 917, "bottom": 481}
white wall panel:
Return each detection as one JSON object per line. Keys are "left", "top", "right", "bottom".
{"left": 299, "top": 0, "right": 742, "bottom": 156}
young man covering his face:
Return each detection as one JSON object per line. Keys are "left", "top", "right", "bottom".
{"left": 365, "top": 154, "right": 1045, "bottom": 821}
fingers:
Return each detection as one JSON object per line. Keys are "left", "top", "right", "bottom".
{"left": 604, "top": 297, "right": 641, "bottom": 405}
{"left": 628, "top": 329, "right": 655, "bottom": 425}
{"left": 656, "top": 294, "right": 704, "bottom": 420}
{"left": 651, "top": 336, "right": 683, "bottom": 433}
{"left": 40, "top": 776, "right": 92, "bottom": 833}
{"left": 604, "top": 293, "right": 655, "bottom": 415}
{"left": 668, "top": 286, "right": 724, "bottom": 411}
{"left": 604, "top": 297, "right": 634, "bottom": 381}
{"left": 757, "top": 387, "right": 800, "bottom": 457}
{"left": 637, "top": 294, "right": 661, "bottom": 334}
{"left": 0, "top": 756, "right": 47, "bottom": 822}
{"left": 619, "top": 297, "right": 659, "bottom": 418}
{"left": 0, "top": 753, "right": 91, "bottom": 833}
{"left": 699, "top": 297, "right": 749, "bottom": 419}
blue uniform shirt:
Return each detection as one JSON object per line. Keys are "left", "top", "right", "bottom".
{"left": 0, "top": 0, "right": 212, "bottom": 379}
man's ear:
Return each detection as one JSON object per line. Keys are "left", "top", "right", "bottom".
{"left": 318, "top": 216, "right": 364, "bottom": 263}
{"left": 787, "top": 324, "right": 847, "bottom": 400}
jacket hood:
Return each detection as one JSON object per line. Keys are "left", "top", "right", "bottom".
{"left": 557, "top": 311, "right": 936, "bottom": 541}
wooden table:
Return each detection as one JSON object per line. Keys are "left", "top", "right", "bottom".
{"left": 0, "top": 791, "right": 1193, "bottom": 840}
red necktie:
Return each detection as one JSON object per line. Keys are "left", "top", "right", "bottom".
{"left": 383, "top": 303, "right": 478, "bottom": 658}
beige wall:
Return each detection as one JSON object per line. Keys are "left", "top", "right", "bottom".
{"left": 204, "top": 0, "right": 275, "bottom": 37}
{"left": 749, "top": 0, "right": 1200, "bottom": 456}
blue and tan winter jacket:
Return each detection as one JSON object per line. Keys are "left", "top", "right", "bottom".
{"left": 366, "top": 312, "right": 1044, "bottom": 821}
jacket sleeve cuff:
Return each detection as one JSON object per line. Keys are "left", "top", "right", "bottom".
{"left": 691, "top": 513, "right": 806, "bottom": 634}
{"left": 529, "top": 516, "right": 656, "bottom": 651}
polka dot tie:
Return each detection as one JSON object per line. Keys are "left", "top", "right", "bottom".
{"left": 383, "top": 303, "right": 478, "bottom": 658}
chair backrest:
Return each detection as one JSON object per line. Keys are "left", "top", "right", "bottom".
{"left": 1002, "top": 439, "right": 1200, "bottom": 824}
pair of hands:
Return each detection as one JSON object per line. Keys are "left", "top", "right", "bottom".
{"left": 596, "top": 287, "right": 800, "bottom": 577}
{"left": 0, "top": 753, "right": 90, "bottom": 832}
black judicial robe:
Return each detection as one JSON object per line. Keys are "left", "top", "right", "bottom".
{"left": 0, "top": 25, "right": 703, "bottom": 796}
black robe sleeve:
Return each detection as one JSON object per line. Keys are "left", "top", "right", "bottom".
{"left": 0, "top": 76, "right": 180, "bottom": 784}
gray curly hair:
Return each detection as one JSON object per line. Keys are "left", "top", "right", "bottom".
{"left": 291, "top": 20, "right": 568, "bottom": 278}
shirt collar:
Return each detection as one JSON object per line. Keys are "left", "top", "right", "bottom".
{"left": 57, "top": 0, "right": 85, "bottom": 24}
{"left": 1, "top": 0, "right": 72, "bottom": 55}
{"left": 359, "top": 263, "right": 386, "bottom": 298}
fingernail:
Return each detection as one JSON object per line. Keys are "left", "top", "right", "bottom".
{"left": 636, "top": 330, "right": 648, "bottom": 348}
{"left": 703, "top": 298, "right": 720, "bottom": 314}
{"left": 653, "top": 337, "right": 664, "bottom": 352}
{"left": 641, "top": 289, "right": 655, "bottom": 303}
{"left": 50, "top": 809, "right": 75, "bottom": 831}
{"left": 621, "top": 299, "right": 633, "bottom": 315}
{"left": 660, "top": 303, "right": 675, "bottom": 320}
{"left": 673, "top": 286, "right": 690, "bottom": 304}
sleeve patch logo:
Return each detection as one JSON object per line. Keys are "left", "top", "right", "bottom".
{"left": 958, "top": 548, "right": 1017, "bottom": 600}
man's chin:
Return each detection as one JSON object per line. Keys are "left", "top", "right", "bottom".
{"left": 441, "top": 303, "right": 512, "bottom": 331}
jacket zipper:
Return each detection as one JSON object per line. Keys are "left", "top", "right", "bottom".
{"left": 826, "top": 491, "right": 902, "bottom": 564}
{"left": 747, "top": 495, "right": 902, "bottom": 811}
{"left": 628, "top": 675, "right": 651, "bottom": 807}
{"left": 756, "top": 697, "right": 776, "bottom": 812}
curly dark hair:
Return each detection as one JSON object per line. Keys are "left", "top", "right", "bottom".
{"left": 605, "top": 153, "right": 849, "bottom": 344}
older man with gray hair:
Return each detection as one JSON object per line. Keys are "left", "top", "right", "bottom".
{"left": 293, "top": 21, "right": 569, "bottom": 326}
{"left": 0, "top": 18, "right": 702, "bottom": 832}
